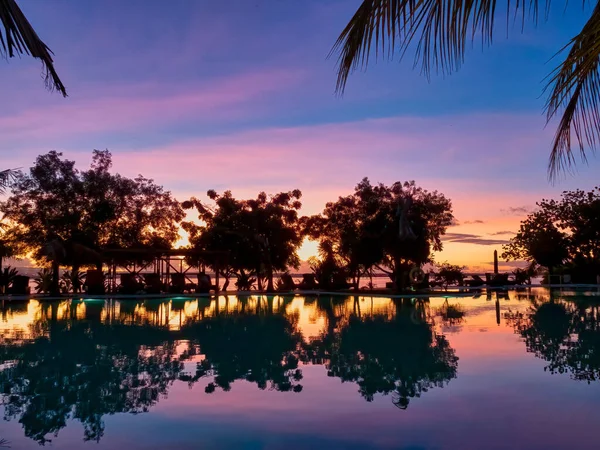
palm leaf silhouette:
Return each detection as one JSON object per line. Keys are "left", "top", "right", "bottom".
{"left": 0, "top": 169, "right": 17, "bottom": 194}
{"left": 0, "top": 0, "right": 66, "bottom": 96}
{"left": 332, "top": 0, "right": 600, "bottom": 179}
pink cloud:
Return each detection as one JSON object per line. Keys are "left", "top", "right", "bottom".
{"left": 4, "top": 112, "right": 591, "bottom": 267}
{"left": 0, "top": 68, "right": 306, "bottom": 143}
{"left": 4, "top": 113, "right": 566, "bottom": 219}
{"left": 102, "top": 112, "right": 553, "bottom": 191}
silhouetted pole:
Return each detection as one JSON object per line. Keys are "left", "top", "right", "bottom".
{"left": 495, "top": 298, "right": 501, "bottom": 325}
{"left": 493, "top": 250, "right": 499, "bottom": 275}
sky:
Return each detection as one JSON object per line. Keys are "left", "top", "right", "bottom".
{"left": 2, "top": 0, "right": 599, "bottom": 271}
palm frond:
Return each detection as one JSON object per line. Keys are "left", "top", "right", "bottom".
{"left": 332, "top": 0, "right": 546, "bottom": 92}
{"left": 545, "top": 2, "right": 600, "bottom": 180}
{"left": 332, "top": 1, "right": 600, "bottom": 178}
{"left": 0, "top": 0, "right": 66, "bottom": 96}
{"left": 0, "top": 169, "right": 17, "bottom": 194}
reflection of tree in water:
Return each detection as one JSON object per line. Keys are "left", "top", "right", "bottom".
{"left": 180, "top": 297, "right": 304, "bottom": 393}
{"left": 435, "top": 300, "right": 466, "bottom": 333}
{"left": 0, "top": 298, "right": 305, "bottom": 444}
{"left": 506, "top": 294, "right": 600, "bottom": 382}
{"left": 304, "top": 298, "right": 458, "bottom": 409}
{"left": 0, "top": 296, "right": 461, "bottom": 444}
{"left": 0, "top": 317, "right": 179, "bottom": 444}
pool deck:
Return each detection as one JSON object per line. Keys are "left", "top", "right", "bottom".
{"left": 1, "top": 283, "right": 599, "bottom": 302}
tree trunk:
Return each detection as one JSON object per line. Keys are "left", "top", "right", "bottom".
{"left": 51, "top": 261, "right": 60, "bottom": 296}
{"left": 393, "top": 261, "right": 411, "bottom": 292}
{"left": 222, "top": 273, "right": 230, "bottom": 292}
{"left": 72, "top": 263, "right": 80, "bottom": 293}
{"left": 266, "top": 265, "right": 274, "bottom": 292}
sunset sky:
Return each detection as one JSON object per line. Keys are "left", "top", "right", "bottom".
{"left": 2, "top": 0, "right": 599, "bottom": 271}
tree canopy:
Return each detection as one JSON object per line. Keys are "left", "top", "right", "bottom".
{"left": 502, "top": 211, "right": 569, "bottom": 272}
{"left": 182, "top": 189, "right": 303, "bottom": 291}
{"left": 0, "top": 150, "right": 184, "bottom": 270}
{"left": 308, "top": 178, "right": 453, "bottom": 289}
{"left": 503, "top": 186, "right": 600, "bottom": 281}
{"left": 304, "top": 183, "right": 385, "bottom": 287}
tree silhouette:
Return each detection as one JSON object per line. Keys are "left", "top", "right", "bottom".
{"left": 307, "top": 179, "right": 453, "bottom": 291}
{"left": 0, "top": 150, "right": 184, "bottom": 292}
{"left": 366, "top": 179, "right": 453, "bottom": 289}
{"left": 503, "top": 210, "right": 570, "bottom": 277}
{"left": 504, "top": 187, "right": 600, "bottom": 283}
{"left": 304, "top": 190, "right": 384, "bottom": 289}
{"left": 183, "top": 190, "right": 303, "bottom": 291}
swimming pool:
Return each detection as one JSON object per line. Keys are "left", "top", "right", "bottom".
{"left": 1, "top": 288, "right": 599, "bottom": 449}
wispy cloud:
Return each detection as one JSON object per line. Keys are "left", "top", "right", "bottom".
{"left": 486, "top": 260, "right": 529, "bottom": 269}
{"left": 489, "top": 230, "right": 516, "bottom": 236}
{"left": 102, "top": 113, "right": 551, "bottom": 182}
{"left": 0, "top": 68, "right": 306, "bottom": 144}
{"left": 0, "top": 112, "right": 551, "bottom": 218}
{"left": 443, "top": 233, "right": 510, "bottom": 246}
{"left": 501, "top": 206, "right": 534, "bottom": 215}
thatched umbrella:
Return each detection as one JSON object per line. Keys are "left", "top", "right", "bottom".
{"left": 1, "top": 0, "right": 66, "bottom": 95}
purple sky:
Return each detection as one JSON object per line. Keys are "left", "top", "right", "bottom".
{"left": 2, "top": 0, "right": 599, "bottom": 269}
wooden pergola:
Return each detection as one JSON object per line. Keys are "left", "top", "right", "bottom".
{"left": 101, "top": 248, "right": 228, "bottom": 293}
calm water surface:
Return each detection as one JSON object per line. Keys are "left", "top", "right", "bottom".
{"left": 1, "top": 289, "right": 600, "bottom": 449}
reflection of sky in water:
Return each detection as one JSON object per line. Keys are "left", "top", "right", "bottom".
{"left": 1, "top": 289, "right": 600, "bottom": 449}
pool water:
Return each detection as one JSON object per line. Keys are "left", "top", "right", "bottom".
{"left": 1, "top": 289, "right": 600, "bottom": 449}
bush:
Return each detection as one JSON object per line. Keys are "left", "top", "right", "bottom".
{"left": 434, "top": 263, "right": 465, "bottom": 289}
{"left": 0, "top": 266, "right": 18, "bottom": 294}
